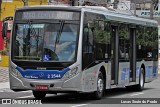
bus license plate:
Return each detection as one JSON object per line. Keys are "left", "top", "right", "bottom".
{"left": 36, "top": 85, "right": 48, "bottom": 90}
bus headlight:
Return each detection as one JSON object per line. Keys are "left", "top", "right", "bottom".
{"left": 11, "top": 67, "right": 23, "bottom": 78}
{"left": 17, "top": 70, "right": 23, "bottom": 78}
{"left": 62, "top": 67, "right": 78, "bottom": 80}
{"left": 11, "top": 67, "right": 17, "bottom": 76}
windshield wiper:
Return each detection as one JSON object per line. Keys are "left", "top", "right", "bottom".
{"left": 54, "top": 20, "right": 65, "bottom": 52}
{"left": 27, "top": 20, "right": 41, "bottom": 55}
{"left": 27, "top": 19, "right": 37, "bottom": 38}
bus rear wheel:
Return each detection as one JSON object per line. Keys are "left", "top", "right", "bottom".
{"left": 92, "top": 71, "right": 104, "bottom": 100}
{"left": 126, "top": 68, "right": 144, "bottom": 91}
{"left": 134, "top": 68, "right": 145, "bottom": 91}
{"left": 32, "top": 91, "right": 46, "bottom": 99}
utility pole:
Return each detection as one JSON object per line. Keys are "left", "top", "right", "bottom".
{"left": 22, "top": 0, "right": 28, "bottom": 6}
{"left": 113, "top": 0, "right": 119, "bottom": 9}
{"left": 150, "top": 0, "right": 154, "bottom": 19}
{"left": 70, "top": 0, "right": 74, "bottom": 6}
{"left": 134, "top": 1, "right": 137, "bottom": 16}
{"left": 150, "top": 0, "right": 159, "bottom": 19}
{"left": 73, "top": 0, "right": 80, "bottom": 6}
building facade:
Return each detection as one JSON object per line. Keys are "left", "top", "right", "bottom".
{"left": 0, "top": 0, "right": 48, "bottom": 51}
{"left": 0, "top": 0, "right": 48, "bottom": 66}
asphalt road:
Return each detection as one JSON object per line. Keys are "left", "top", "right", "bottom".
{"left": 0, "top": 75, "right": 160, "bottom": 107}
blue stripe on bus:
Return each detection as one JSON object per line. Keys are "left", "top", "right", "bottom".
{"left": 16, "top": 66, "right": 70, "bottom": 79}
{"left": 146, "top": 66, "right": 158, "bottom": 77}
{"left": 121, "top": 68, "right": 130, "bottom": 80}
{"left": 120, "top": 66, "right": 158, "bottom": 81}
{"left": 154, "top": 66, "right": 158, "bottom": 77}
{"left": 136, "top": 67, "right": 140, "bottom": 78}
{"left": 145, "top": 66, "right": 153, "bottom": 77}
{"left": 136, "top": 66, "right": 158, "bottom": 78}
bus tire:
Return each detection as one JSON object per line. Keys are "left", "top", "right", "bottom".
{"left": 92, "top": 71, "right": 104, "bottom": 100}
{"left": 32, "top": 91, "right": 46, "bottom": 99}
{"left": 125, "top": 85, "right": 133, "bottom": 91}
{"left": 133, "top": 68, "right": 145, "bottom": 91}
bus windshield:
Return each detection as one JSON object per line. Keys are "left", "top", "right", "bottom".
{"left": 12, "top": 11, "right": 80, "bottom": 62}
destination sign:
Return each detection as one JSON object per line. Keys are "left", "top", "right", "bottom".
{"left": 21, "top": 11, "right": 80, "bottom": 20}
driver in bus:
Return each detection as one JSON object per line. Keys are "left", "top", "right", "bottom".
{"left": 44, "top": 31, "right": 75, "bottom": 61}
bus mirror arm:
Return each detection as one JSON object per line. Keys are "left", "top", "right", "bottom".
{"left": 2, "top": 23, "right": 8, "bottom": 39}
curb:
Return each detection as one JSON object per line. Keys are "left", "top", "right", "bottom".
{"left": 0, "top": 82, "right": 9, "bottom": 89}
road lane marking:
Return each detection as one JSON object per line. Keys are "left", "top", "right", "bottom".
{"left": 0, "top": 88, "right": 32, "bottom": 93}
{"left": 130, "top": 92, "right": 144, "bottom": 96}
{"left": 70, "top": 104, "right": 88, "bottom": 107}
{"left": 15, "top": 94, "right": 58, "bottom": 99}
{"left": 16, "top": 95, "right": 34, "bottom": 99}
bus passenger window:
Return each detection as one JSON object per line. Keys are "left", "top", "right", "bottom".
{"left": 119, "top": 24, "right": 130, "bottom": 60}
{"left": 83, "top": 27, "right": 93, "bottom": 53}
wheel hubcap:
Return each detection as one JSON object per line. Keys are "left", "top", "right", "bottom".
{"left": 97, "top": 78, "right": 103, "bottom": 93}
{"left": 140, "top": 73, "right": 144, "bottom": 87}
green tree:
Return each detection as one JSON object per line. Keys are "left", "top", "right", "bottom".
{"left": 94, "top": 20, "right": 111, "bottom": 44}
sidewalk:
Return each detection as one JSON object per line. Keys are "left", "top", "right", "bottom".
{"left": 0, "top": 67, "right": 9, "bottom": 83}
{"left": 0, "top": 67, "right": 9, "bottom": 89}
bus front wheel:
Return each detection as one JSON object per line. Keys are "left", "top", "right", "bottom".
{"left": 92, "top": 71, "right": 104, "bottom": 100}
{"left": 32, "top": 91, "right": 46, "bottom": 99}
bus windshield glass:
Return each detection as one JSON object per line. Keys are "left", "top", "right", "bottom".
{"left": 12, "top": 11, "right": 80, "bottom": 62}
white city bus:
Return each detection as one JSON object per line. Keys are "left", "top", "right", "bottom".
{"left": 9, "top": 6, "right": 158, "bottom": 99}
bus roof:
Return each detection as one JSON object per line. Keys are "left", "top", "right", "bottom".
{"left": 16, "top": 5, "right": 158, "bottom": 27}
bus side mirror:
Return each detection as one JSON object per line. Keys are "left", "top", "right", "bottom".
{"left": 2, "top": 23, "right": 8, "bottom": 39}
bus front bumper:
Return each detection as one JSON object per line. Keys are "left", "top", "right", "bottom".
{"left": 9, "top": 72, "right": 82, "bottom": 92}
